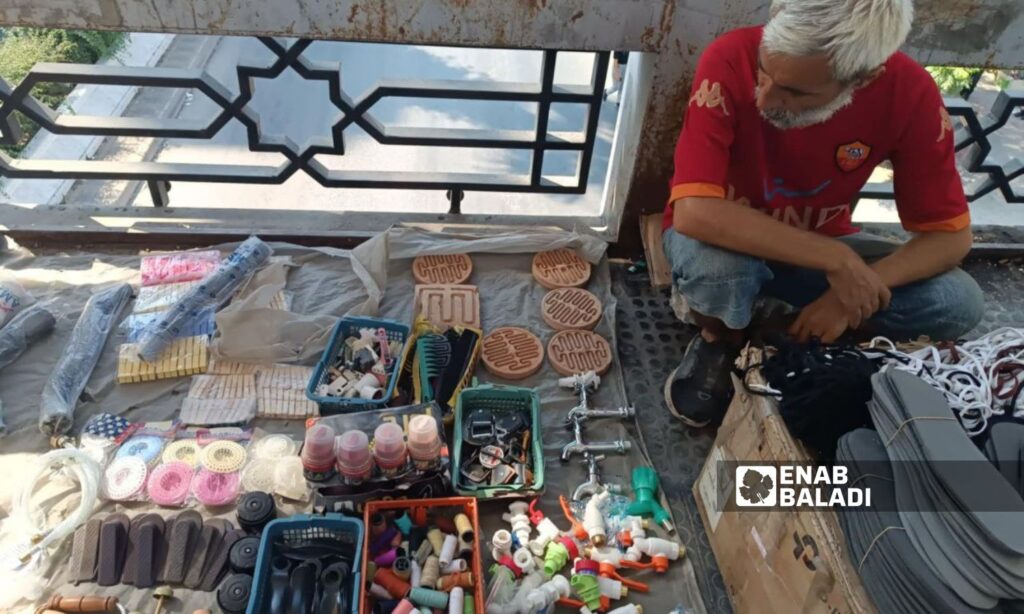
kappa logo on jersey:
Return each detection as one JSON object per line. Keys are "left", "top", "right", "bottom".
{"left": 835, "top": 141, "right": 872, "bottom": 172}
{"left": 689, "top": 79, "right": 730, "bottom": 116}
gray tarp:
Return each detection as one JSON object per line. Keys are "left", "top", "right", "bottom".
{"left": 0, "top": 227, "right": 698, "bottom": 613}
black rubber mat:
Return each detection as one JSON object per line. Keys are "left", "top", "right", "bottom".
{"left": 610, "top": 256, "right": 1024, "bottom": 614}
{"left": 611, "top": 264, "right": 730, "bottom": 614}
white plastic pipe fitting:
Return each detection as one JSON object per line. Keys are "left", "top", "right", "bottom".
{"left": 491, "top": 529, "right": 513, "bottom": 560}
{"left": 558, "top": 370, "right": 601, "bottom": 390}
{"left": 624, "top": 516, "right": 647, "bottom": 540}
{"left": 606, "top": 605, "right": 643, "bottom": 614}
{"left": 439, "top": 534, "right": 459, "bottom": 566}
{"left": 528, "top": 517, "right": 561, "bottom": 556}
{"left": 583, "top": 490, "right": 609, "bottom": 546}
{"left": 526, "top": 575, "right": 571, "bottom": 610}
{"left": 508, "top": 571, "right": 545, "bottom": 614}
{"left": 513, "top": 547, "right": 536, "bottom": 575}
{"left": 588, "top": 546, "right": 627, "bottom": 566}
{"left": 598, "top": 576, "right": 627, "bottom": 599}
{"left": 502, "top": 501, "right": 532, "bottom": 545}
{"left": 629, "top": 537, "right": 681, "bottom": 560}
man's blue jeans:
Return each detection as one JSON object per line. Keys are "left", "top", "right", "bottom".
{"left": 662, "top": 229, "right": 985, "bottom": 340}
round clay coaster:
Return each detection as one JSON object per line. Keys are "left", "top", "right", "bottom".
{"left": 412, "top": 254, "right": 473, "bottom": 285}
{"left": 532, "top": 249, "right": 591, "bottom": 290}
{"left": 542, "top": 287, "right": 602, "bottom": 331}
{"left": 481, "top": 327, "right": 545, "bottom": 380}
{"left": 547, "top": 329, "right": 612, "bottom": 376}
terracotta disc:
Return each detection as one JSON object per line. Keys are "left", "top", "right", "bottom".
{"left": 547, "top": 329, "right": 612, "bottom": 376}
{"left": 542, "top": 287, "right": 602, "bottom": 331}
{"left": 481, "top": 327, "right": 545, "bottom": 380}
{"left": 532, "top": 249, "right": 591, "bottom": 290}
{"left": 413, "top": 254, "right": 473, "bottom": 285}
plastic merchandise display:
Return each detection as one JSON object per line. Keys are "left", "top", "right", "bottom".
{"left": 147, "top": 461, "right": 194, "bottom": 506}
{"left": 192, "top": 469, "right": 241, "bottom": 506}
{"left": 39, "top": 283, "right": 132, "bottom": 436}
{"left": 136, "top": 236, "right": 272, "bottom": 362}
{"left": 162, "top": 440, "right": 199, "bottom": 466}
{"left": 199, "top": 440, "right": 248, "bottom": 473}
{"left": 116, "top": 435, "right": 166, "bottom": 465}
{"left": 104, "top": 456, "right": 149, "bottom": 501}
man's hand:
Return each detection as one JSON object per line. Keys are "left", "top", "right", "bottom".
{"left": 790, "top": 290, "right": 851, "bottom": 343}
{"left": 825, "top": 248, "right": 891, "bottom": 328}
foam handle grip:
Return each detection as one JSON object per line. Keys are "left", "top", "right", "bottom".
{"left": 45, "top": 596, "right": 120, "bottom": 612}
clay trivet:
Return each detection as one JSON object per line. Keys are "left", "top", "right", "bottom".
{"left": 481, "top": 327, "right": 544, "bottom": 380}
{"left": 547, "top": 329, "right": 612, "bottom": 376}
{"left": 413, "top": 254, "right": 473, "bottom": 285}
{"left": 415, "top": 284, "right": 481, "bottom": 329}
{"left": 542, "top": 287, "right": 602, "bottom": 331}
{"left": 532, "top": 248, "right": 591, "bottom": 290}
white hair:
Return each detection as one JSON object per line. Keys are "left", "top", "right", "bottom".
{"left": 763, "top": 0, "right": 913, "bottom": 82}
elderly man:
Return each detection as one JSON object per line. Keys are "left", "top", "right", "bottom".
{"left": 662, "top": 0, "right": 984, "bottom": 427}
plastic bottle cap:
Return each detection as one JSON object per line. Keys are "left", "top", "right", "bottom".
{"left": 301, "top": 423, "right": 337, "bottom": 471}
{"left": 372, "top": 422, "right": 408, "bottom": 469}
{"left": 406, "top": 415, "right": 442, "bottom": 462}
{"left": 336, "top": 429, "right": 374, "bottom": 479}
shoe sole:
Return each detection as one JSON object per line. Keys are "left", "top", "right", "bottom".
{"left": 663, "top": 366, "right": 711, "bottom": 428}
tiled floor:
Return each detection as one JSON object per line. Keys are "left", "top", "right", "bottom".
{"left": 610, "top": 256, "right": 1024, "bottom": 614}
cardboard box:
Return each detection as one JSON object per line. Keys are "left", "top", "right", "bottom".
{"left": 693, "top": 349, "right": 876, "bottom": 614}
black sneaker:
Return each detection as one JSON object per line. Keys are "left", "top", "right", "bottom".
{"left": 663, "top": 334, "right": 740, "bottom": 427}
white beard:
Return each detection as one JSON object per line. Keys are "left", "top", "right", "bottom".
{"left": 755, "top": 86, "right": 855, "bottom": 130}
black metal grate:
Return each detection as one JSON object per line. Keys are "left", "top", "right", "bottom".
{"left": 0, "top": 37, "right": 609, "bottom": 211}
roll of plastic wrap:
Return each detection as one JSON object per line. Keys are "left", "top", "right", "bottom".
{"left": 0, "top": 305, "right": 55, "bottom": 371}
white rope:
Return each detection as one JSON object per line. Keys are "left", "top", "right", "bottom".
{"left": 15, "top": 446, "right": 101, "bottom": 559}
{"left": 866, "top": 328, "right": 1024, "bottom": 436}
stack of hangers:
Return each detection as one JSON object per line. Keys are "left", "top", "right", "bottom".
{"left": 838, "top": 367, "right": 1024, "bottom": 611}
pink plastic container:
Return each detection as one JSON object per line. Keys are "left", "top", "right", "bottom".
{"left": 336, "top": 429, "right": 374, "bottom": 484}
{"left": 372, "top": 422, "right": 408, "bottom": 476}
{"left": 406, "top": 415, "right": 442, "bottom": 471}
{"left": 301, "top": 423, "right": 337, "bottom": 473}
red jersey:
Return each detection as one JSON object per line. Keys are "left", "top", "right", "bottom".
{"left": 663, "top": 26, "right": 968, "bottom": 236}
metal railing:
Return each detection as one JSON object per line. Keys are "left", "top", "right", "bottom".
{"left": 0, "top": 37, "right": 609, "bottom": 213}
{"left": 860, "top": 89, "right": 1024, "bottom": 204}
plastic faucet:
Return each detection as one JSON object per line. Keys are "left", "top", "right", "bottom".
{"left": 570, "top": 573, "right": 603, "bottom": 610}
{"left": 625, "top": 467, "right": 675, "bottom": 533}
{"left": 527, "top": 499, "right": 563, "bottom": 556}
{"left": 583, "top": 490, "right": 609, "bottom": 546}
{"left": 526, "top": 575, "right": 571, "bottom": 611}
{"left": 542, "top": 537, "right": 578, "bottom": 578}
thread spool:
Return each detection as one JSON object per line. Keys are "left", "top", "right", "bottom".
{"left": 427, "top": 528, "right": 445, "bottom": 556}
{"left": 336, "top": 430, "right": 373, "bottom": 484}
{"left": 448, "top": 587, "right": 464, "bottom": 614}
{"left": 463, "top": 596, "right": 475, "bottom": 614}
{"left": 407, "top": 415, "right": 443, "bottom": 471}
{"left": 390, "top": 600, "right": 416, "bottom": 614}
{"left": 372, "top": 422, "right": 408, "bottom": 476}
{"left": 410, "top": 558, "right": 422, "bottom": 588}
{"left": 454, "top": 513, "right": 474, "bottom": 543}
{"left": 439, "top": 534, "right": 458, "bottom": 566}
{"left": 369, "top": 584, "right": 392, "bottom": 600}
{"left": 374, "top": 567, "right": 411, "bottom": 599}
{"left": 301, "top": 423, "right": 336, "bottom": 478}
{"left": 409, "top": 587, "right": 449, "bottom": 609}
{"left": 437, "top": 571, "right": 474, "bottom": 591}
{"left": 442, "top": 558, "right": 468, "bottom": 574}
{"left": 374, "top": 548, "right": 398, "bottom": 567}
{"left": 394, "top": 556, "right": 412, "bottom": 580}
{"left": 371, "top": 513, "right": 388, "bottom": 538}
{"left": 458, "top": 535, "right": 473, "bottom": 557}
{"left": 434, "top": 515, "right": 457, "bottom": 534}
{"left": 420, "top": 555, "right": 440, "bottom": 588}
{"left": 415, "top": 539, "right": 434, "bottom": 565}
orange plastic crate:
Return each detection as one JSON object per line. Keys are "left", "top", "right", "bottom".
{"left": 360, "top": 496, "right": 485, "bottom": 613}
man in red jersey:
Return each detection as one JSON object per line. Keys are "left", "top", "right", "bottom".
{"left": 662, "top": 0, "right": 983, "bottom": 427}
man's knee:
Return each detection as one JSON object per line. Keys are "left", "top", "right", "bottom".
{"left": 932, "top": 268, "right": 985, "bottom": 338}
{"left": 880, "top": 268, "right": 984, "bottom": 340}
{"left": 663, "top": 229, "right": 767, "bottom": 286}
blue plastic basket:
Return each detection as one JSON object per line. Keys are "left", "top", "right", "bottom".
{"left": 306, "top": 316, "right": 410, "bottom": 413}
{"left": 246, "top": 513, "right": 364, "bottom": 614}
